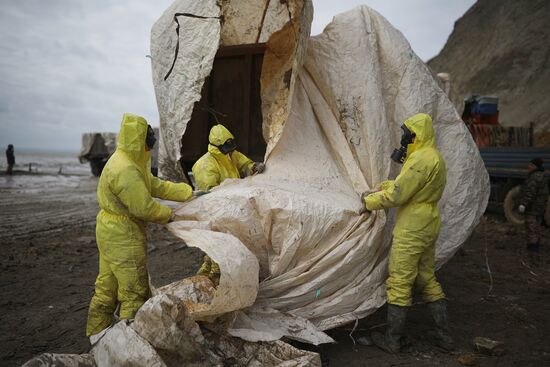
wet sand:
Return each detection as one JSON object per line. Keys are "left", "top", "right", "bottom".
{"left": 1, "top": 173, "right": 549, "bottom": 366}
{"left": 0, "top": 173, "right": 204, "bottom": 365}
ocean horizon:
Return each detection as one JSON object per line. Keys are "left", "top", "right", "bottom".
{"left": 1, "top": 149, "right": 90, "bottom": 176}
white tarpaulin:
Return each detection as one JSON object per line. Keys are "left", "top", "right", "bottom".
{"left": 89, "top": 295, "right": 322, "bottom": 367}
{"left": 151, "top": 0, "right": 221, "bottom": 181}
{"left": 160, "top": 4, "right": 489, "bottom": 339}
{"left": 152, "top": 0, "right": 312, "bottom": 181}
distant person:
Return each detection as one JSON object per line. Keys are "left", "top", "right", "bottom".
{"left": 518, "top": 158, "right": 548, "bottom": 253}
{"left": 6, "top": 144, "right": 15, "bottom": 174}
{"left": 361, "top": 114, "right": 453, "bottom": 353}
{"left": 192, "top": 124, "right": 265, "bottom": 283}
{"left": 86, "top": 113, "right": 194, "bottom": 340}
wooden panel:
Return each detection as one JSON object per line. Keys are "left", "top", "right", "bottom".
{"left": 180, "top": 44, "right": 267, "bottom": 168}
{"left": 210, "top": 55, "right": 246, "bottom": 146}
{"left": 216, "top": 43, "right": 266, "bottom": 57}
{"left": 180, "top": 79, "right": 209, "bottom": 162}
{"left": 248, "top": 53, "right": 266, "bottom": 161}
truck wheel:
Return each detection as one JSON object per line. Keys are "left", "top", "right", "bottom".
{"left": 503, "top": 186, "right": 524, "bottom": 225}
{"left": 90, "top": 159, "right": 104, "bottom": 177}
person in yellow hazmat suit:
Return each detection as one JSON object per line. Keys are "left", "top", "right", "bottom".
{"left": 86, "top": 113, "right": 193, "bottom": 339}
{"left": 361, "top": 113, "right": 453, "bottom": 353}
{"left": 192, "top": 124, "right": 265, "bottom": 282}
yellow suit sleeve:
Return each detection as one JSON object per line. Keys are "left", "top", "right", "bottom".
{"left": 114, "top": 167, "right": 172, "bottom": 224}
{"left": 364, "top": 154, "right": 429, "bottom": 211}
{"left": 232, "top": 150, "right": 255, "bottom": 177}
{"left": 379, "top": 180, "right": 393, "bottom": 191}
{"left": 193, "top": 159, "right": 220, "bottom": 191}
{"left": 150, "top": 175, "right": 193, "bottom": 202}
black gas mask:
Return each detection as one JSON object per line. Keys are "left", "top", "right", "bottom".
{"left": 145, "top": 125, "right": 156, "bottom": 150}
{"left": 390, "top": 124, "right": 416, "bottom": 164}
{"left": 214, "top": 138, "right": 237, "bottom": 155}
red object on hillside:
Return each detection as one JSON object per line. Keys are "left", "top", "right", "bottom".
{"left": 472, "top": 112, "right": 499, "bottom": 125}
{"left": 462, "top": 94, "right": 499, "bottom": 126}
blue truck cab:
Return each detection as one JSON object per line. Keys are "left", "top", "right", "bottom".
{"left": 480, "top": 147, "right": 550, "bottom": 224}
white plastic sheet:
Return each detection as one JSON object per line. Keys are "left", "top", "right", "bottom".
{"left": 131, "top": 294, "right": 207, "bottom": 361}
{"left": 88, "top": 295, "right": 321, "bottom": 367}
{"left": 22, "top": 353, "right": 96, "bottom": 367}
{"left": 152, "top": 0, "right": 312, "bottom": 180}
{"left": 166, "top": 4, "right": 489, "bottom": 337}
{"left": 151, "top": 0, "right": 221, "bottom": 181}
{"left": 92, "top": 321, "right": 166, "bottom": 367}
{"left": 227, "top": 306, "right": 335, "bottom": 345}
{"left": 162, "top": 225, "right": 260, "bottom": 320}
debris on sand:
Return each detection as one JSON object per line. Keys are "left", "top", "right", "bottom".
{"left": 473, "top": 336, "right": 505, "bottom": 356}
{"left": 22, "top": 353, "right": 96, "bottom": 367}
{"left": 457, "top": 352, "right": 478, "bottom": 366}
{"left": 25, "top": 282, "right": 322, "bottom": 367}
{"left": 357, "top": 335, "right": 373, "bottom": 346}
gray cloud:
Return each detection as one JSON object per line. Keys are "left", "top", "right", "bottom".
{"left": 312, "top": 0, "right": 476, "bottom": 59}
{"left": 0, "top": 0, "right": 475, "bottom": 151}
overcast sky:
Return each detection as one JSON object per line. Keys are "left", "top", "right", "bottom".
{"left": 0, "top": 0, "right": 475, "bottom": 151}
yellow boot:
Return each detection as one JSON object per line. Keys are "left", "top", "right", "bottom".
{"left": 197, "top": 255, "right": 212, "bottom": 276}
{"left": 209, "top": 260, "right": 221, "bottom": 286}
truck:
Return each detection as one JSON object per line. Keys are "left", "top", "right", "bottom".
{"left": 463, "top": 94, "right": 550, "bottom": 225}
{"left": 78, "top": 132, "right": 117, "bottom": 176}
{"left": 481, "top": 147, "right": 550, "bottom": 225}
{"left": 79, "top": 129, "right": 159, "bottom": 177}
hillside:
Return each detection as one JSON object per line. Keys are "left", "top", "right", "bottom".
{"left": 428, "top": 0, "right": 550, "bottom": 134}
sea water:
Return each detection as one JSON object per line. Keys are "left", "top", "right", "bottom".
{"left": 0, "top": 150, "right": 94, "bottom": 192}
{"left": 0, "top": 150, "right": 90, "bottom": 176}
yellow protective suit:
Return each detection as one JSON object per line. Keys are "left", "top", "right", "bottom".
{"left": 192, "top": 124, "right": 254, "bottom": 277}
{"left": 364, "top": 113, "right": 447, "bottom": 307}
{"left": 192, "top": 124, "right": 255, "bottom": 191}
{"left": 86, "top": 113, "right": 193, "bottom": 337}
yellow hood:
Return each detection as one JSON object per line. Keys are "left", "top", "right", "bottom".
{"left": 209, "top": 124, "right": 234, "bottom": 146}
{"left": 116, "top": 113, "right": 150, "bottom": 169}
{"left": 403, "top": 113, "right": 435, "bottom": 157}
{"left": 208, "top": 124, "right": 235, "bottom": 155}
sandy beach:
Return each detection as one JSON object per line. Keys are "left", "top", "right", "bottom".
{"left": 1, "top": 171, "right": 550, "bottom": 366}
{"left": 0, "top": 171, "right": 204, "bottom": 365}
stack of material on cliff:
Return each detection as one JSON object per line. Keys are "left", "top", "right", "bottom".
{"left": 428, "top": 0, "right": 550, "bottom": 134}
{"left": 78, "top": 133, "right": 116, "bottom": 164}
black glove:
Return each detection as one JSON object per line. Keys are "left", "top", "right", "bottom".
{"left": 193, "top": 190, "right": 209, "bottom": 197}
{"left": 252, "top": 162, "right": 266, "bottom": 174}
{"left": 168, "top": 211, "right": 176, "bottom": 223}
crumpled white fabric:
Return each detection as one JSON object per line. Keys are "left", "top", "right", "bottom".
{"left": 22, "top": 353, "right": 96, "bottom": 367}
{"left": 164, "top": 225, "right": 260, "bottom": 319}
{"left": 227, "top": 305, "right": 335, "bottom": 345}
{"left": 167, "top": 4, "right": 489, "bottom": 338}
{"left": 151, "top": 0, "right": 221, "bottom": 181}
{"left": 151, "top": 0, "right": 312, "bottom": 180}
{"left": 91, "top": 321, "right": 166, "bottom": 367}
{"left": 87, "top": 295, "right": 321, "bottom": 367}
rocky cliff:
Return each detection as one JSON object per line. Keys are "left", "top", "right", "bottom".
{"left": 428, "top": 0, "right": 550, "bottom": 133}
